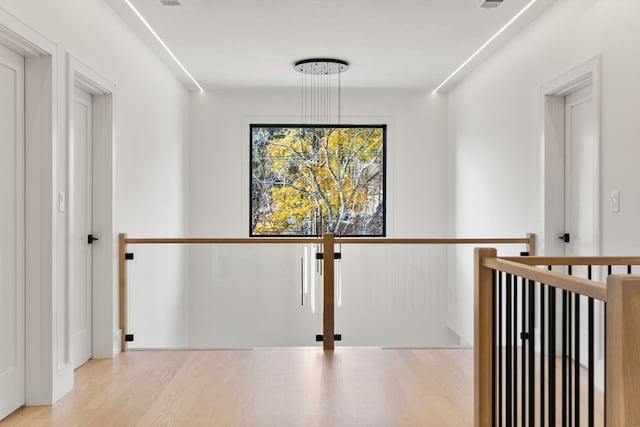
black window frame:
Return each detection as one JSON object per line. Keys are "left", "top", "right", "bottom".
{"left": 249, "top": 123, "right": 387, "bottom": 237}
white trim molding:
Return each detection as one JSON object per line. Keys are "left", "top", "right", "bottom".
{"left": 66, "top": 54, "right": 117, "bottom": 358}
{"left": 540, "top": 56, "right": 602, "bottom": 257}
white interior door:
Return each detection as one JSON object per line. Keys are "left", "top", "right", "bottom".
{"left": 563, "top": 85, "right": 597, "bottom": 258}
{"left": 0, "top": 43, "right": 25, "bottom": 420}
{"left": 70, "top": 86, "right": 94, "bottom": 369}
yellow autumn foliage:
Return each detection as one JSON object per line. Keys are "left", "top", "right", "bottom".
{"left": 252, "top": 126, "right": 384, "bottom": 235}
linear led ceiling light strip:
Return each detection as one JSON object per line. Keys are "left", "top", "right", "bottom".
{"left": 124, "top": 0, "right": 204, "bottom": 92}
{"left": 433, "top": 0, "right": 538, "bottom": 93}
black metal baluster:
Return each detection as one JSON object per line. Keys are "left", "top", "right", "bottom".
{"left": 575, "top": 292, "right": 580, "bottom": 426}
{"left": 603, "top": 305, "right": 607, "bottom": 427}
{"left": 492, "top": 270, "right": 497, "bottom": 427}
{"left": 568, "top": 290, "right": 573, "bottom": 427}
{"left": 541, "top": 281, "right": 546, "bottom": 426}
{"left": 549, "top": 284, "right": 556, "bottom": 427}
{"left": 562, "top": 289, "right": 568, "bottom": 427}
{"left": 588, "top": 266, "right": 594, "bottom": 427}
{"left": 506, "top": 273, "right": 512, "bottom": 425}
{"left": 499, "top": 272, "right": 503, "bottom": 427}
{"left": 604, "top": 261, "right": 611, "bottom": 427}
{"left": 588, "top": 298, "right": 595, "bottom": 427}
{"left": 521, "top": 276, "right": 526, "bottom": 427}
{"left": 546, "top": 265, "right": 552, "bottom": 427}
{"left": 567, "top": 267, "right": 573, "bottom": 427}
{"left": 514, "top": 274, "right": 518, "bottom": 426}
{"left": 529, "top": 279, "right": 535, "bottom": 427}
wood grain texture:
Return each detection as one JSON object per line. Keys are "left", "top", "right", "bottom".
{"left": 474, "top": 248, "right": 496, "bottom": 427}
{"left": 527, "top": 233, "right": 536, "bottom": 256}
{"left": 119, "top": 233, "right": 127, "bottom": 353}
{"left": 322, "top": 233, "right": 335, "bottom": 351}
{"left": 125, "top": 237, "right": 322, "bottom": 245}
{"left": 483, "top": 257, "right": 607, "bottom": 301}
{"left": 1, "top": 349, "right": 605, "bottom": 426}
{"left": 335, "top": 237, "right": 530, "bottom": 245}
{"left": 123, "top": 236, "right": 532, "bottom": 246}
{"left": 500, "top": 256, "right": 640, "bottom": 266}
{"left": 606, "top": 275, "right": 640, "bottom": 426}
{"left": 1, "top": 349, "right": 474, "bottom": 427}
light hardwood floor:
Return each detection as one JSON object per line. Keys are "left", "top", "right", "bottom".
{"left": 1, "top": 349, "right": 474, "bottom": 427}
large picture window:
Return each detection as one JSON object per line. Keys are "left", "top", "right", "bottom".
{"left": 251, "top": 124, "right": 386, "bottom": 237}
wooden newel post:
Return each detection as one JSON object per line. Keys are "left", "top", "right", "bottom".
{"left": 606, "top": 275, "right": 640, "bottom": 426}
{"left": 475, "top": 247, "right": 497, "bottom": 427}
{"left": 323, "top": 233, "right": 335, "bottom": 351}
{"left": 118, "top": 233, "right": 127, "bottom": 353}
{"left": 527, "top": 233, "right": 536, "bottom": 256}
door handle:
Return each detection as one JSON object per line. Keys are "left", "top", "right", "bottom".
{"left": 558, "top": 233, "right": 570, "bottom": 243}
{"left": 88, "top": 234, "right": 99, "bottom": 244}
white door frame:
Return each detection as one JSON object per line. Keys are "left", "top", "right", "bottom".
{"left": 0, "top": 8, "right": 61, "bottom": 404}
{"left": 67, "top": 54, "right": 117, "bottom": 359}
{"left": 541, "top": 56, "right": 602, "bottom": 257}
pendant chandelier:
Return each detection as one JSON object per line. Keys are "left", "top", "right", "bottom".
{"left": 294, "top": 58, "right": 349, "bottom": 125}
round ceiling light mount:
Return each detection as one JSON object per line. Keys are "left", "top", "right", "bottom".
{"left": 294, "top": 58, "right": 349, "bottom": 75}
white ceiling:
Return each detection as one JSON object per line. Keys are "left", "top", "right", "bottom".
{"left": 106, "top": 0, "right": 555, "bottom": 91}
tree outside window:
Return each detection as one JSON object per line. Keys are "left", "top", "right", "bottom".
{"left": 251, "top": 125, "right": 386, "bottom": 236}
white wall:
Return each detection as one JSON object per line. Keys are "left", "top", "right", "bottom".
{"left": 0, "top": 0, "right": 189, "bottom": 402}
{"left": 185, "top": 88, "right": 461, "bottom": 347}
{"left": 448, "top": 0, "right": 640, "bottom": 342}
{"left": 189, "top": 88, "right": 449, "bottom": 237}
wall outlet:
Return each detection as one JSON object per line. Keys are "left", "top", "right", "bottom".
{"left": 611, "top": 190, "right": 620, "bottom": 213}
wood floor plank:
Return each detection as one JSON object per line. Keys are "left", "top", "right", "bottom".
{"left": 1, "top": 349, "right": 474, "bottom": 427}
{"left": 0, "top": 348, "right": 605, "bottom": 426}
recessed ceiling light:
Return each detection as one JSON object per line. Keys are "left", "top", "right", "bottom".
{"left": 124, "top": 0, "right": 204, "bottom": 92}
{"left": 478, "top": 0, "right": 504, "bottom": 9}
{"left": 160, "top": 0, "right": 181, "bottom": 6}
{"left": 433, "top": 0, "right": 538, "bottom": 93}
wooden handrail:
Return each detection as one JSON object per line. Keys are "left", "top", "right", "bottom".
{"left": 500, "top": 255, "right": 640, "bottom": 266}
{"left": 336, "top": 237, "right": 531, "bottom": 244}
{"left": 123, "top": 235, "right": 534, "bottom": 246}
{"left": 124, "top": 237, "right": 322, "bottom": 244}
{"left": 483, "top": 257, "right": 607, "bottom": 301}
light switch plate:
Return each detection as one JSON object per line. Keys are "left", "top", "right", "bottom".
{"left": 611, "top": 190, "right": 620, "bottom": 213}
{"left": 58, "top": 191, "right": 65, "bottom": 213}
